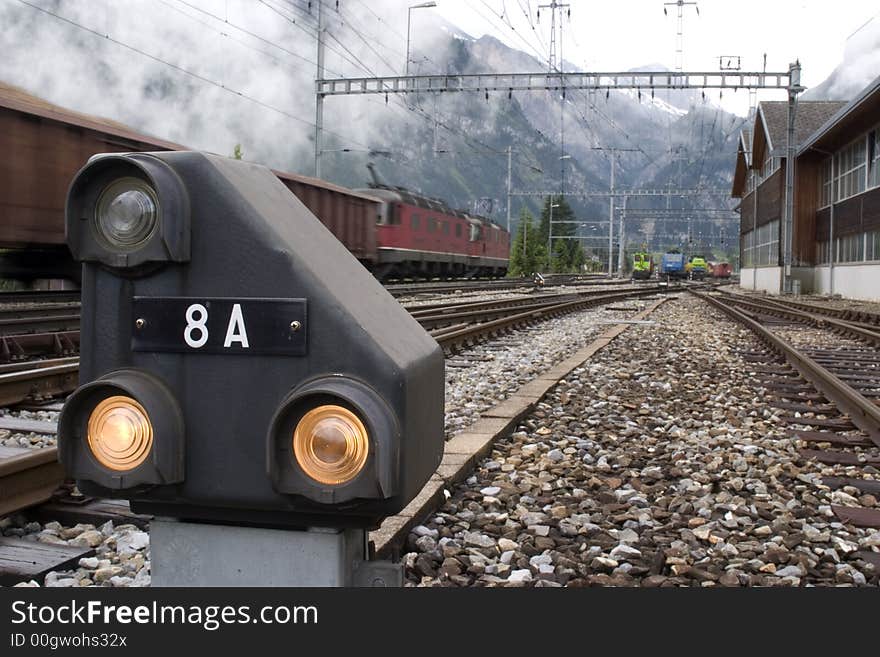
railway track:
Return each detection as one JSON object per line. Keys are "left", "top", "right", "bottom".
{"left": 0, "top": 290, "right": 80, "bottom": 305}
{"left": 0, "top": 310, "right": 81, "bottom": 336}
{"left": 691, "top": 289, "right": 880, "bottom": 532}
{"left": 0, "top": 285, "right": 669, "bottom": 523}
{"left": 410, "top": 285, "right": 665, "bottom": 330}
{"left": 0, "top": 445, "right": 65, "bottom": 517}
{"left": 430, "top": 286, "right": 667, "bottom": 351}
{"left": 0, "top": 357, "right": 79, "bottom": 407}
{"left": 385, "top": 274, "right": 614, "bottom": 297}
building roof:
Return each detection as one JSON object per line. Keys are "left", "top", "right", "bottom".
{"left": 753, "top": 100, "right": 847, "bottom": 163}
{"left": 731, "top": 129, "right": 752, "bottom": 198}
{"left": 733, "top": 100, "right": 847, "bottom": 197}
{"left": 798, "top": 73, "right": 880, "bottom": 156}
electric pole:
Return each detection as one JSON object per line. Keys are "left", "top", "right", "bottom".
{"left": 314, "top": 1, "right": 325, "bottom": 178}
{"left": 590, "top": 147, "right": 639, "bottom": 276}
{"left": 617, "top": 196, "right": 627, "bottom": 278}
{"left": 663, "top": 1, "right": 699, "bottom": 74}
{"left": 608, "top": 153, "right": 614, "bottom": 276}
{"left": 537, "top": 2, "right": 570, "bottom": 73}
{"left": 507, "top": 145, "right": 513, "bottom": 232}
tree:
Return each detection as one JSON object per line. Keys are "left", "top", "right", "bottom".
{"left": 233, "top": 144, "right": 243, "bottom": 160}
{"left": 508, "top": 208, "right": 547, "bottom": 277}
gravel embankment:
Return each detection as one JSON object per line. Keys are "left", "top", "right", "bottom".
{"left": 404, "top": 295, "right": 880, "bottom": 586}
{"left": 443, "top": 303, "right": 647, "bottom": 438}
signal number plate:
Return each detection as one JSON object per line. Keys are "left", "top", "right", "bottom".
{"left": 132, "top": 297, "right": 307, "bottom": 356}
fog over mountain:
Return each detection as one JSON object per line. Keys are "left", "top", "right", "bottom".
{"left": 2, "top": 1, "right": 873, "bottom": 256}
{"left": 803, "top": 14, "right": 880, "bottom": 102}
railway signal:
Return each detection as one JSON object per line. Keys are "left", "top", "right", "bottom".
{"left": 57, "top": 151, "right": 445, "bottom": 585}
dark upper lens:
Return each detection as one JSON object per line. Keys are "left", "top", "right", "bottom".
{"left": 95, "top": 178, "right": 158, "bottom": 250}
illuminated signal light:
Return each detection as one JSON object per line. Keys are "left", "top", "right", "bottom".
{"left": 293, "top": 405, "right": 369, "bottom": 486}
{"left": 87, "top": 395, "right": 154, "bottom": 472}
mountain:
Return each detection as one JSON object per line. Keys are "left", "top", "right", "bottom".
{"left": 323, "top": 32, "right": 745, "bottom": 257}
{"left": 803, "top": 14, "right": 880, "bottom": 102}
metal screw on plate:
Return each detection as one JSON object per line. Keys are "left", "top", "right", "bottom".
{"left": 135, "top": 318, "right": 146, "bottom": 329}
{"left": 290, "top": 320, "right": 302, "bottom": 332}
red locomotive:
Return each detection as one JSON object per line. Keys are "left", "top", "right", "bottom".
{"left": 361, "top": 177, "right": 510, "bottom": 279}
{"left": 708, "top": 262, "right": 732, "bottom": 278}
{"left": 0, "top": 82, "right": 509, "bottom": 282}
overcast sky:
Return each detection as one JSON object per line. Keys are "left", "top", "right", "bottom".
{"left": 427, "top": 0, "right": 879, "bottom": 114}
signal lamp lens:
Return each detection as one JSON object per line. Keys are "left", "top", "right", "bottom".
{"left": 94, "top": 178, "right": 158, "bottom": 251}
{"left": 293, "top": 405, "right": 369, "bottom": 485}
{"left": 87, "top": 395, "right": 154, "bottom": 472}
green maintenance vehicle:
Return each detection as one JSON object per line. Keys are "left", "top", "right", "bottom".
{"left": 686, "top": 254, "right": 709, "bottom": 280}
{"left": 632, "top": 252, "right": 654, "bottom": 279}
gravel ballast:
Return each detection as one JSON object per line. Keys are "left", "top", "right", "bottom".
{"left": 404, "top": 294, "right": 879, "bottom": 587}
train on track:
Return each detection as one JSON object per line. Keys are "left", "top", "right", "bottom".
{"left": 0, "top": 82, "right": 509, "bottom": 283}
{"left": 707, "top": 261, "right": 733, "bottom": 278}
{"left": 660, "top": 249, "right": 686, "bottom": 279}
{"left": 685, "top": 254, "right": 709, "bottom": 280}
{"left": 631, "top": 252, "right": 654, "bottom": 280}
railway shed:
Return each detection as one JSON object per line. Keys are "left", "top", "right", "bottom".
{"left": 796, "top": 75, "right": 880, "bottom": 300}
{"left": 732, "top": 99, "right": 846, "bottom": 295}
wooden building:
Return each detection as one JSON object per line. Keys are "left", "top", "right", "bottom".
{"left": 795, "top": 76, "right": 880, "bottom": 300}
{"left": 732, "top": 100, "right": 846, "bottom": 293}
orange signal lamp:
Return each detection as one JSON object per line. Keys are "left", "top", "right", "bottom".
{"left": 87, "top": 395, "right": 154, "bottom": 472}
{"left": 293, "top": 405, "right": 369, "bottom": 485}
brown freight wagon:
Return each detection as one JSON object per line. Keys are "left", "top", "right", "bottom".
{"left": 0, "top": 82, "right": 378, "bottom": 279}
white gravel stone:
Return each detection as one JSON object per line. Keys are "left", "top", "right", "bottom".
{"left": 507, "top": 569, "right": 533, "bottom": 583}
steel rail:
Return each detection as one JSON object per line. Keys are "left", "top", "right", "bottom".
{"left": 0, "top": 359, "right": 79, "bottom": 407}
{"left": 0, "top": 290, "right": 80, "bottom": 305}
{"left": 0, "top": 312, "right": 81, "bottom": 336}
{"left": 691, "top": 289, "right": 880, "bottom": 446}
{"left": 715, "top": 292, "right": 880, "bottom": 345}
{"left": 733, "top": 293, "right": 880, "bottom": 328}
{"left": 0, "top": 302, "right": 81, "bottom": 322}
{"left": 0, "top": 446, "right": 64, "bottom": 516}
{"left": 413, "top": 286, "right": 665, "bottom": 329}
{"left": 433, "top": 288, "right": 665, "bottom": 351}
{"left": 386, "top": 274, "right": 614, "bottom": 297}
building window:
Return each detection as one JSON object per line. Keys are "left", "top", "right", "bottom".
{"left": 428, "top": 218, "right": 437, "bottom": 233}
{"left": 865, "top": 230, "right": 880, "bottom": 261}
{"left": 442, "top": 221, "right": 449, "bottom": 235}
{"left": 759, "top": 156, "right": 780, "bottom": 180}
{"left": 816, "top": 240, "right": 831, "bottom": 264}
{"left": 870, "top": 129, "right": 880, "bottom": 189}
{"left": 819, "top": 157, "right": 833, "bottom": 208}
{"left": 833, "top": 137, "right": 867, "bottom": 202}
{"left": 742, "top": 221, "right": 779, "bottom": 267}
{"left": 741, "top": 230, "right": 755, "bottom": 267}
{"left": 411, "top": 213, "right": 421, "bottom": 230}
{"left": 835, "top": 232, "right": 864, "bottom": 263}
{"left": 455, "top": 223, "right": 462, "bottom": 238}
